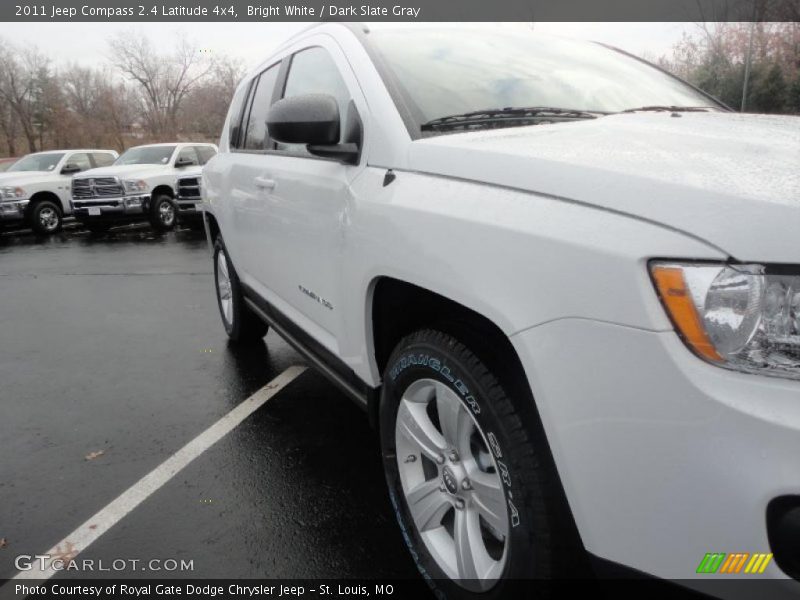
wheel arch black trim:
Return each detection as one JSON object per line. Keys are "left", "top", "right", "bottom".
{"left": 26, "top": 190, "right": 63, "bottom": 211}
{"left": 370, "top": 275, "right": 590, "bottom": 570}
{"left": 150, "top": 184, "right": 175, "bottom": 199}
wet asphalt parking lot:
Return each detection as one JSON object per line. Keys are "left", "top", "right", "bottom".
{"left": 0, "top": 221, "right": 419, "bottom": 582}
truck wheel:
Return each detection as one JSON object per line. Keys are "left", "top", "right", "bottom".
{"left": 213, "top": 237, "right": 268, "bottom": 343}
{"left": 30, "top": 200, "right": 62, "bottom": 235}
{"left": 149, "top": 194, "right": 177, "bottom": 231}
{"left": 380, "top": 329, "right": 571, "bottom": 597}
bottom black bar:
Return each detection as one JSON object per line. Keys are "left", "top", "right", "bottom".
{"left": 2, "top": 579, "right": 799, "bottom": 600}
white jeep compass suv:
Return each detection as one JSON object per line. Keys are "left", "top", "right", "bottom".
{"left": 203, "top": 23, "right": 800, "bottom": 598}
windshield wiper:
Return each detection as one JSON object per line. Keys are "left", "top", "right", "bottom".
{"left": 420, "top": 106, "right": 604, "bottom": 132}
{"left": 619, "top": 105, "right": 716, "bottom": 114}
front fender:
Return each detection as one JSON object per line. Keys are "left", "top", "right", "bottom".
{"left": 343, "top": 168, "right": 726, "bottom": 385}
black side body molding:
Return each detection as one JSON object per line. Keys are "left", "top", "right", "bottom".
{"left": 241, "top": 282, "right": 377, "bottom": 413}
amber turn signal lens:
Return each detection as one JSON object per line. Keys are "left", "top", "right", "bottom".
{"left": 651, "top": 266, "right": 722, "bottom": 362}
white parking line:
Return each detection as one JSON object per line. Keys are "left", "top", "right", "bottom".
{"left": 12, "top": 365, "right": 307, "bottom": 581}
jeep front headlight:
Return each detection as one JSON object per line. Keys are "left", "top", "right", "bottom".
{"left": 122, "top": 179, "right": 147, "bottom": 193}
{"left": 0, "top": 186, "right": 27, "bottom": 201}
{"left": 651, "top": 261, "right": 800, "bottom": 381}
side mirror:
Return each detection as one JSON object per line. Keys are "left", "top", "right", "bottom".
{"left": 61, "top": 163, "right": 80, "bottom": 174}
{"left": 175, "top": 157, "right": 195, "bottom": 168}
{"left": 267, "top": 94, "right": 340, "bottom": 145}
{"left": 267, "top": 94, "right": 360, "bottom": 165}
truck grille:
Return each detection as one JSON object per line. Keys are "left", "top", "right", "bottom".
{"left": 177, "top": 177, "right": 201, "bottom": 200}
{"left": 72, "top": 177, "right": 124, "bottom": 200}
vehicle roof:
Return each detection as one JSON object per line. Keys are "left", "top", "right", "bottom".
{"left": 26, "top": 149, "right": 118, "bottom": 155}
{"left": 271, "top": 22, "right": 361, "bottom": 53}
{"left": 271, "top": 23, "right": 553, "bottom": 50}
{"left": 126, "top": 142, "right": 216, "bottom": 148}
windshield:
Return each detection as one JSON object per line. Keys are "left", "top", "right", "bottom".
{"left": 114, "top": 146, "right": 176, "bottom": 166}
{"left": 369, "top": 28, "right": 720, "bottom": 129}
{"left": 8, "top": 153, "right": 65, "bottom": 172}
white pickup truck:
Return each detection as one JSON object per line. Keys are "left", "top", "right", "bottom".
{"left": 0, "top": 149, "right": 117, "bottom": 234}
{"left": 203, "top": 24, "right": 800, "bottom": 598}
{"left": 71, "top": 142, "right": 216, "bottom": 233}
{"left": 175, "top": 169, "right": 206, "bottom": 228}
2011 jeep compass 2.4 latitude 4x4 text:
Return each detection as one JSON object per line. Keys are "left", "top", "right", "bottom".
{"left": 202, "top": 24, "right": 800, "bottom": 598}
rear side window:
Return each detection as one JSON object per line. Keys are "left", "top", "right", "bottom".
{"left": 196, "top": 146, "right": 216, "bottom": 165}
{"left": 277, "top": 47, "right": 352, "bottom": 154}
{"left": 91, "top": 152, "right": 116, "bottom": 167}
{"left": 243, "top": 64, "right": 280, "bottom": 151}
{"left": 176, "top": 147, "right": 200, "bottom": 166}
{"left": 227, "top": 84, "right": 251, "bottom": 149}
{"left": 66, "top": 153, "right": 92, "bottom": 172}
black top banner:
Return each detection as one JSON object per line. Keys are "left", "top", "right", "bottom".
{"left": 3, "top": 0, "right": 800, "bottom": 22}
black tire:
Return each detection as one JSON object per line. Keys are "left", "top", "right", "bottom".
{"left": 29, "top": 200, "right": 63, "bottom": 235}
{"left": 213, "top": 236, "right": 268, "bottom": 343}
{"left": 380, "top": 329, "right": 577, "bottom": 599}
{"left": 149, "top": 194, "right": 177, "bottom": 232}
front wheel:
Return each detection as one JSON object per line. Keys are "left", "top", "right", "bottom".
{"left": 30, "top": 200, "right": 63, "bottom": 235}
{"left": 213, "top": 237, "right": 268, "bottom": 343}
{"left": 149, "top": 194, "right": 177, "bottom": 232}
{"left": 380, "top": 329, "right": 573, "bottom": 598}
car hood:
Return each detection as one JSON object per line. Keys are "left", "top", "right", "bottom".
{"left": 0, "top": 171, "right": 58, "bottom": 186}
{"left": 409, "top": 112, "right": 800, "bottom": 264}
{"left": 76, "top": 164, "right": 171, "bottom": 179}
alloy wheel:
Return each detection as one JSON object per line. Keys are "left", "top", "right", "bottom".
{"left": 395, "top": 378, "right": 509, "bottom": 590}
{"left": 39, "top": 207, "right": 59, "bottom": 232}
{"left": 216, "top": 251, "right": 233, "bottom": 327}
{"left": 159, "top": 201, "right": 175, "bottom": 226}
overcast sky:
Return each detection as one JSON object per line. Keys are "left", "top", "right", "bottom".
{"left": 1, "top": 22, "right": 697, "bottom": 69}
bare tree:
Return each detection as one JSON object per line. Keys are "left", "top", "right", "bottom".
{"left": 102, "top": 83, "right": 138, "bottom": 151}
{"left": 0, "top": 41, "right": 51, "bottom": 152}
{"left": 62, "top": 64, "right": 136, "bottom": 148}
{"left": 0, "top": 101, "right": 18, "bottom": 155}
{"left": 36, "top": 70, "right": 65, "bottom": 148}
{"left": 109, "top": 32, "right": 214, "bottom": 137}
{"left": 0, "top": 32, "right": 242, "bottom": 155}
{"left": 181, "top": 54, "right": 245, "bottom": 140}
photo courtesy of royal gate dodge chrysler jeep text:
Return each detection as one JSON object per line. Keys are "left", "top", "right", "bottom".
{"left": 201, "top": 23, "right": 800, "bottom": 599}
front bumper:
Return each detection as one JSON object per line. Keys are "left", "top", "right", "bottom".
{"left": 176, "top": 199, "right": 203, "bottom": 220}
{"left": 512, "top": 318, "right": 800, "bottom": 596}
{"left": 71, "top": 195, "right": 149, "bottom": 220}
{"left": 0, "top": 199, "right": 30, "bottom": 223}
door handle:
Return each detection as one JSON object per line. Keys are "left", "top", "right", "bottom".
{"left": 254, "top": 176, "right": 277, "bottom": 191}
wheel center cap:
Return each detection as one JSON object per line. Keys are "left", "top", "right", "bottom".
{"left": 441, "top": 466, "right": 459, "bottom": 495}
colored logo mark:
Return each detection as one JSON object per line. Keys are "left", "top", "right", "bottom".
{"left": 696, "top": 552, "right": 773, "bottom": 574}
